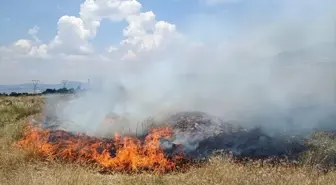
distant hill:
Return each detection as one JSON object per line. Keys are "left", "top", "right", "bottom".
{"left": 0, "top": 81, "right": 89, "bottom": 94}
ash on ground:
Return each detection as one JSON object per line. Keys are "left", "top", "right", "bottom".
{"left": 36, "top": 108, "right": 308, "bottom": 161}
{"left": 161, "top": 111, "right": 307, "bottom": 161}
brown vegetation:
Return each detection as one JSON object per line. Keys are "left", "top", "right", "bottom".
{"left": 0, "top": 96, "right": 336, "bottom": 185}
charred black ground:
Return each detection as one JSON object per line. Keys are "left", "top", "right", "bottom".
{"left": 161, "top": 111, "right": 308, "bottom": 161}
{"left": 41, "top": 110, "right": 310, "bottom": 162}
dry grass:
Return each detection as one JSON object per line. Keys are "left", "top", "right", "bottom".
{"left": 1, "top": 95, "right": 336, "bottom": 185}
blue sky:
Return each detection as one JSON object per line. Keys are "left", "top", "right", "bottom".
{"left": 0, "top": 0, "right": 76, "bottom": 44}
{"left": 0, "top": 0, "right": 280, "bottom": 46}
{"left": 0, "top": 0, "right": 198, "bottom": 45}
{"left": 0, "top": 0, "right": 335, "bottom": 84}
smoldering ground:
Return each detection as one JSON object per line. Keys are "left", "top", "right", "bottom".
{"left": 41, "top": 0, "right": 336, "bottom": 160}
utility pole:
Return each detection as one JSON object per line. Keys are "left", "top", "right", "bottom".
{"left": 87, "top": 79, "right": 91, "bottom": 90}
{"left": 61, "top": 80, "right": 68, "bottom": 89}
{"left": 32, "top": 80, "right": 40, "bottom": 94}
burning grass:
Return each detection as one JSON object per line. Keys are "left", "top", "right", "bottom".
{"left": 1, "top": 95, "right": 336, "bottom": 185}
{"left": 15, "top": 123, "right": 186, "bottom": 173}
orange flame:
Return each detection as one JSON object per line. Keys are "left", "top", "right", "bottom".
{"left": 16, "top": 123, "right": 184, "bottom": 173}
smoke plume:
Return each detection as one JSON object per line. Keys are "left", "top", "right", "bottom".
{"left": 43, "top": 0, "right": 336, "bottom": 158}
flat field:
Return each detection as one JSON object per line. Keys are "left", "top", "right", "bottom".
{"left": 1, "top": 96, "right": 336, "bottom": 185}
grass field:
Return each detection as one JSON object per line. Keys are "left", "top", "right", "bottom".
{"left": 1, "top": 96, "right": 336, "bottom": 185}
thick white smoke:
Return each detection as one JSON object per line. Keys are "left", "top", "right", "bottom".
{"left": 44, "top": 0, "right": 336, "bottom": 138}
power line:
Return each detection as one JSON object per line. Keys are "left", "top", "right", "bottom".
{"left": 87, "top": 79, "right": 91, "bottom": 90}
{"left": 32, "top": 80, "right": 40, "bottom": 94}
{"left": 61, "top": 80, "right": 68, "bottom": 89}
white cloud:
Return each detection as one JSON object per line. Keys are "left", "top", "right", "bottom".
{"left": 79, "top": 0, "right": 142, "bottom": 37}
{"left": 120, "top": 11, "right": 179, "bottom": 53}
{"left": 48, "top": 16, "right": 93, "bottom": 55}
{"left": 14, "top": 39, "right": 32, "bottom": 50}
{"left": 44, "top": 0, "right": 178, "bottom": 57}
{"left": 106, "top": 46, "right": 118, "bottom": 53}
{"left": 2, "top": 39, "right": 48, "bottom": 60}
{"left": 0, "top": 0, "right": 182, "bottom": 83}
{"left": 27, "top": 25, "right": 41, "bottom": 43}
{"left": 121, "top": 49, "right": 137, "bottom": 61}
{"left": 28, "top": 26, "right": 40, "bottom": 37}
{"left": 29, "top": 44, "right": 48, "bottom": 58}
{"left": 0, "top": 0, "right": 335, "bottom": 85}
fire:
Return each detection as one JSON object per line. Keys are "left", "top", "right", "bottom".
{"left": 16, "top": 123, "right": 184, "bottom": 173}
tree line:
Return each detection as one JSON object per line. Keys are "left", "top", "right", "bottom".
{"left": 0, "top": 87, "right": 83, "bottom": 97}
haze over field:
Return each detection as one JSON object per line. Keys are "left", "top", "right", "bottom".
{"left": 0, "top": 81, "right": 86, "bottom": 93}
{"left": 1, "top": 1, "right": 336, "bottom": 139}
{"left": 2, "top": 2, "right": 336, "bottom": 185}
